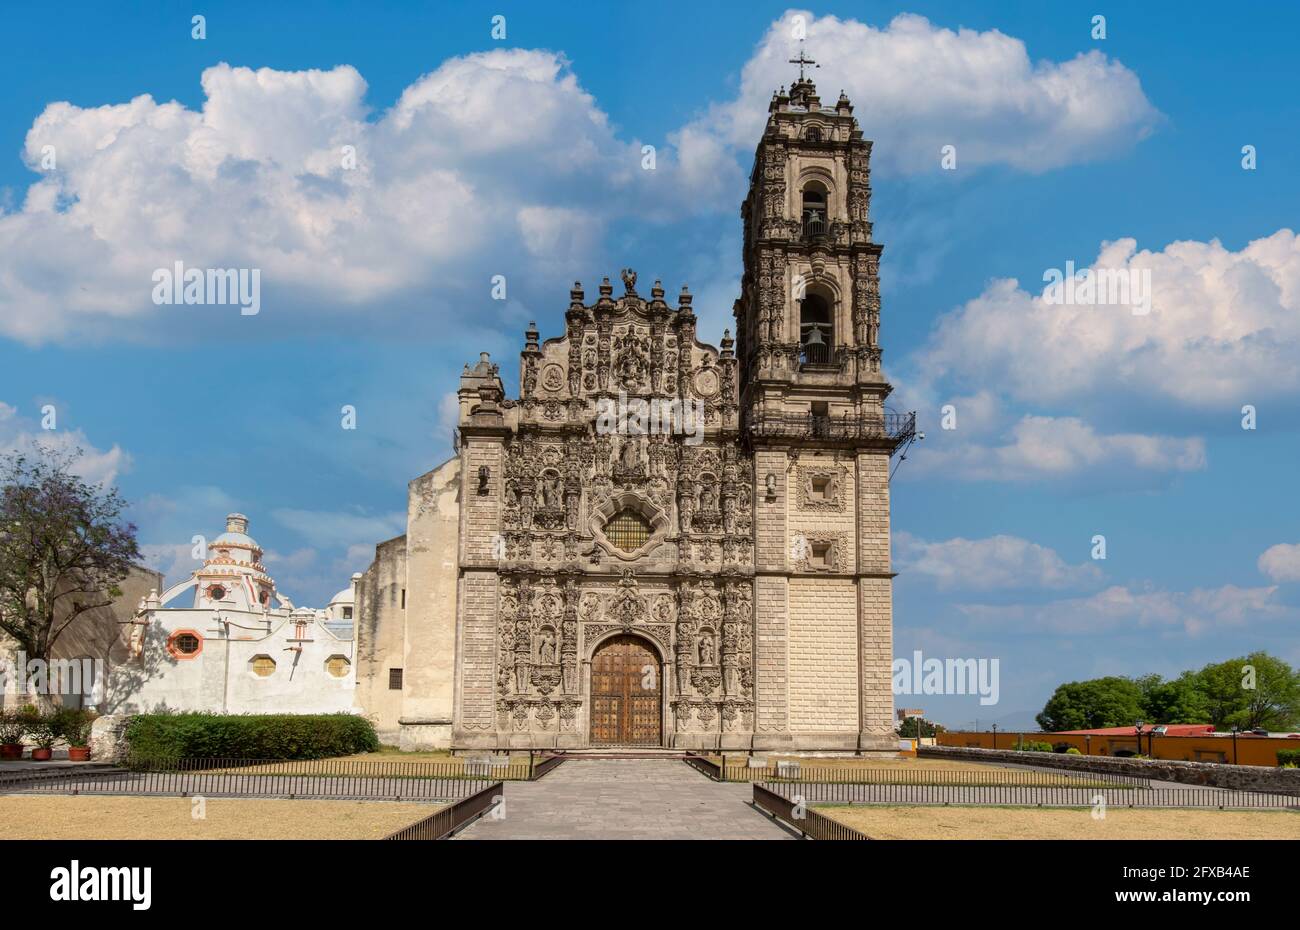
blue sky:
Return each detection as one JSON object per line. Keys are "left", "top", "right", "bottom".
{"left": 1, "top": 2, "right": 1298, "bottom": 727}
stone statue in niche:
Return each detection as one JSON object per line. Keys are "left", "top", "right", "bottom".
{"left": 541, "top": 474, "right": 562, "bottom": 509}
{"left": 723, "top": 662, "right": 740, "bottom": 695}
{"left": 613, "top": 333, "right": 649, "bottom": 389}
{"left": 619, "top": 439, "right": 639, "bottom": 471}
{"left": 678, "top": 488, "right": 695, "bottom": 532}
{"left": 699, "top": 634, "right": 715, "bottom": 665}
{"left": 538, "top": 629, "right": 556, "bottom": 664}
{"left": 514, "top": 660, "right": 529, "bottom": 694}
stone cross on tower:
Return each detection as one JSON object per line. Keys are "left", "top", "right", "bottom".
{"left": 788, "top": 42, "right": 818, "bottom": 81}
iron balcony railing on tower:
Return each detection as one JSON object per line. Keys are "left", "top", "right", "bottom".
{"left": 744, "top": 409, "right": 916, "bottom": 451}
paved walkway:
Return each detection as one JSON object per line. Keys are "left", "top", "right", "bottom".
{"left": 455, "top": 760, "right": 796, "bottom": 840}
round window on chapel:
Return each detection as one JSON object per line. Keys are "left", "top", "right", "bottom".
{"left": 250, "top": 655, "right": 276, "bottom": 677}
{"left": 167, "top": 630, "right": 203, "bottom": 659}
{"left": 326, "top": 655, "right": 351, "bottom": 678}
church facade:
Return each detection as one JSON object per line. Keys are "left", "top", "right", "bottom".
{"left": 355, "top": 75, "right": 914, "bottom": 753}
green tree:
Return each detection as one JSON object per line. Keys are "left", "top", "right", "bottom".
{"left": 897, "top": 716, "right": 945, "bottom": 738}
{"left": 1140, "top": 671, "right": 1210, "bottom": 724}
{"left": 1037, "top": 655, "right": 1300, "bottom": 734}
{"left": 0, "top": 445, "right": 140, "bottom": 708}
{"left": 1196, "top": 653, "right": 1300, "bottom": 731}
{"left": 1036, "top": 676, "right": 1146, "bottom": 731}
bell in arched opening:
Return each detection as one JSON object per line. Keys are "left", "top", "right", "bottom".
{"left": 799, "top": 292, "right": 832, "bottom": 365}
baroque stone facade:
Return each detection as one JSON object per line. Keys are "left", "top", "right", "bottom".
{"left": 356, "top": 74, "right": 913, "bottom": 753}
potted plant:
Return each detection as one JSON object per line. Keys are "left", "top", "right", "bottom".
{"left": 60, "top": 709, "right": 95, "bottom": 762}
{"left": 0, "top": 712, "right": 26, "bottom": 760}
{"left": 24, "top": 711, "right": 57, "bottom": 761}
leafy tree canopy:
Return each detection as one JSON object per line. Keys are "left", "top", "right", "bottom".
{"left": 1037, "top": 654, "right": 1300, "bottom": 732}
{"left": 897, "top": 716, "right": 945, "bottom": 738}
{"left": 1036, "top": 676, "right": 1145, "bottom": 731}
{"left": 0, "top": 445, "right": 140, "bottom": 671}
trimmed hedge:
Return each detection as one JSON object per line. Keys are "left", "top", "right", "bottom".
{"left": 124, "top": 712, "right": 379, "bottom": 761}
{"left": 1278, "top": 748, "right": 1300, "bottom": 767}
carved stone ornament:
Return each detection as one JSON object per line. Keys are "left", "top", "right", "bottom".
{"left": 791, "top": 531, "right": 848, "bottom": 572}
{"left": 590, "top": 491, "right": 670, "bottom": 561}
{"left": 797, "top": 465, "right": 845, "bottom": 511}
{"left": 585, "top": 623, "right": 672, "bottom": 655}
{"left": 690, "top": 666, "right": 722, "bottom": 697}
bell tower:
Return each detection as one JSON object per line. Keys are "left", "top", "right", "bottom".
{"left": 737, "top": 57, "right": 914, "bottom": 753}
{"left": 735, "top": 65, "right": 885, "bottom": 401}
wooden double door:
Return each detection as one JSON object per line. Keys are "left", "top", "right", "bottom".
{"left": 589, "top": 635, "right": 662, "bottom": 746}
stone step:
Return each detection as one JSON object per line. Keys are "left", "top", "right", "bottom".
{"left": 555, "top": 748, "right": 690, "bottom": 759}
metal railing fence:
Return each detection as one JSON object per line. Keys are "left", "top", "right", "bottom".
{"left": 385, "top": 781, "right": 504, "bottom": 840}
{"left": 759, "top": 780, "right": 1300, "bottom": 810}
{"left": 721, "top": 764, "right": 1148, "bottom": 788}
{"left": 752, "top": 783, "right": 870, "bottom": 840}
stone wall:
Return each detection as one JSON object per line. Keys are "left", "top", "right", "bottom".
{"left": 856, "top": 452, "right": 894, "bottom": 749}
{"left": 354, "top": 534, "right": 408, "bottom": 743}
{"left": 1, "top": 565, "right": 162, "bottom": 714}
{"left": 88, "top": 714, "right": 132, "bottom": 763}
{"left": 922, "top": 744, "right": 1300, "bottom": 794}
{"left": 399, "top": 458, "right": 461, "bottom": 750}
{"left": 454, "top": 571, "right": 499, "bottom": 744}
{"left": 753, "top": 575, "right": 789, "bottom": 742}
{"left": 752, "top": 449, "right": 789, "bottom": 746}
{"left": 787, "top": 577, "right": 856, "bottom": 732}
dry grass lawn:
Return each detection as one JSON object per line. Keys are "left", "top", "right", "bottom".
{"left": 339, "top": 748, "right": 536, "bottom": 766}
{"left": 817, "top": 804, "right": 1300, "bottom": 840}
{"left": 339, "top": 748, "right": 459, "bottom": 763}
{"left": 0, "top": 795, "right": 441, "bottom": 840}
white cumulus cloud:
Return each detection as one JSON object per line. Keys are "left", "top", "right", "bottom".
{"left": 896, "top": 532, "right": 1104, "bottom": 590}
{"left": 957, "top": 583, "right": 1286, "bottom": 638}
{"left": 1258, "top": 543, "right": 1300, "bottom": 583}
{"left": 0, "top": 15, "right": 1164, "bottom": 347}
{"left": 911, "top": 230, "right": 1300, "bottom": 409}
{"left": 0, "top": 51, "right": 692, "bottom": 346}
{"left": 907, "top": 412, "right": 1206, "bottom": 483}
{"left": 679, "top": 10, "right": 1161, "bottom": 178}
{"left": 0, "top": 400, "right": 131, "bottom": 486}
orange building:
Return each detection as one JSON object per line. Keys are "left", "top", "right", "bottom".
{"left": 939, "top": 725, "right": 1300, "bottom": 767}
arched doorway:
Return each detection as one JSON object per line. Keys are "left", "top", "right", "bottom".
{"left": 589, "top": 634, "right": 662, "bottom": 747}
